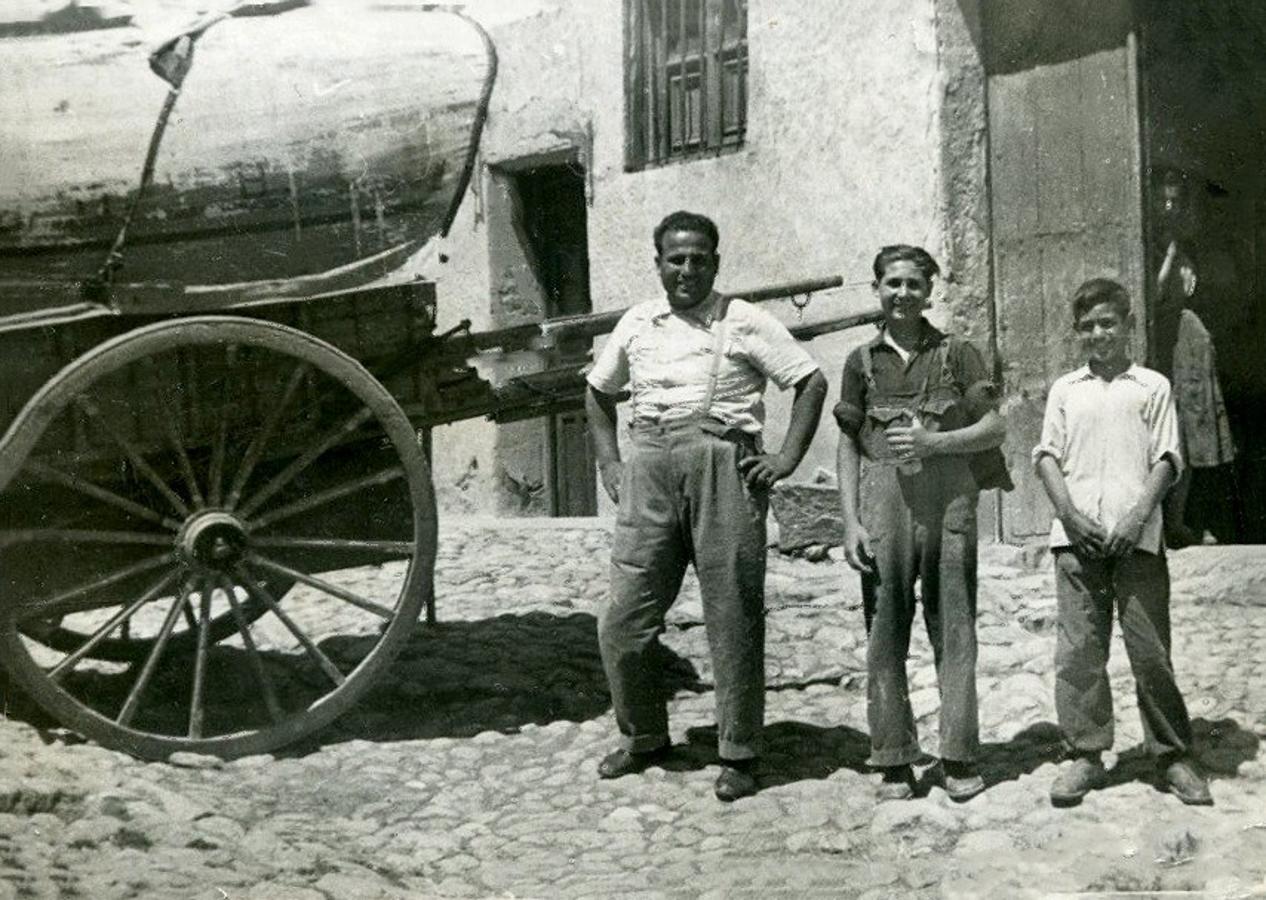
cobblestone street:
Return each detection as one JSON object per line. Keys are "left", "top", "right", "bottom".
{"left": 2, "top": 517, "right": 1265, "bottom": 899}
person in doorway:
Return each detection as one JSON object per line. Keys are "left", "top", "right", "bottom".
{"left": 1034, "top": 277, "right": 1211, "bottom": 808}
{"left": 834, "top": 245, "right": 1009, "bottom": 803}
{"left": 585, "top": 210, "right": 827, "bottom": 802}
{"left": 1151, "top": 169, "right": 1237, "bottom": 547}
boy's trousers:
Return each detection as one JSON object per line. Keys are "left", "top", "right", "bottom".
{"left": 1054, "top": 549, "right": 1193, "bottom": 758}
{"left": 860, "top": 461, "right": 980, "bottom": 767}
{"left": 598, "top": 420, "right": 768, "bottom": 761}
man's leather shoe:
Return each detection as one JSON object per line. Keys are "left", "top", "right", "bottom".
{"left": 943, "top": 761, "right": 986, "bottom": 803}
{"left": 876, "top": 765, "right": 915, "bottom": 801}
{"left": 1163, "top": 757, "right": 1213, "bottom": 806}
{"left": 597, "top": 746, "right": 670, "bottom": 780}
{"left": 714, "top": 764, "right": 758, "bottom": 802}
{"left": 1050, "top": 754, "right": 1105, "bottom": 807}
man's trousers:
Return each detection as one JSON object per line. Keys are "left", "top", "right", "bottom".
{"left": 598, "top": 421, "right": 768, "bottom": 761}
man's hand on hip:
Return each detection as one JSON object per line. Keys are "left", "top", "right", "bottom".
{"left": 737, "top": 452, "right": 794, "bottom": 490}
{"left": 598, "top": 459, "right": 624, "bottom": 503}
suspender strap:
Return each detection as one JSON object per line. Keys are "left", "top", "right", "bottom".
{"left": 699, "top": 295, "right": 730, "bottom": 419}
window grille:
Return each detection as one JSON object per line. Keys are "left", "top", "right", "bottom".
{"left": 625, "top": 0, "right": 748, "bottom": 170}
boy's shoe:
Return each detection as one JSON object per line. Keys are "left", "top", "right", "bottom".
{"left": 1162, "top": 757, "right": 1213, "bottom": 806}
{"left": 597, "top": 746, "right": 670, "bottom": 779}
{"left": 877, "top": 765, "right": 915, "bottom": 801}
{"left": 1050, "top": 754, "right": 1106, "bottom": 807}
{"left": 714, "top": 760, "right": 758, "bottom": 802}
{"left": 942, "top": 760, "right": 986, "bottom": 803}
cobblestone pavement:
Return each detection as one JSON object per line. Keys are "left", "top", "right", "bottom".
{"left": 2, "top": 517, "right": 1265, "bottom": 899}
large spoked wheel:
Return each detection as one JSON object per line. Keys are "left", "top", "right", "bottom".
{"left": 0, "top": 316, "right": 436, "bottom": 760}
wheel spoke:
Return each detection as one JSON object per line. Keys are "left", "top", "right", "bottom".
{"left": 117, "top": 579, "right": 194, "bottom": 727}
{"left": 225, "top": 362, "right": 310, "bottom": 511}
{"left": 47, "top": 568, "right": 183, "bottom": 682}
{"left": 74, "top": 396, "right": 191, "bottom": 517}
{"left": 17, "top": 552, "right": 180, "bottom": 620}
{"left": 143, "top": 358, "right": 205, "bottom": 510}
{"left": 246, "top": 552, "right": 396, "bottom": 620}
{"left": 235, "top": 563, "right": 346, "bottom": 686}
{"left": 182, "top": 601, "right": 199, "bottom": 633}
{"left": 237, "top": 406, "right": 375, "bottom": 520}
{"left": 248, "top": 466, "right": 405, "bottom": 530}
{"left": 207, "top": 344, "right": 238, "bottom": 508}
{"left": 219, "top": 574, "right": 284, "bottom": 723}
{"left": 188, "top": 579, "right": 214, "bottom": 739}
{"left": 22, "top": 460, "right": 181, "bottom": 531}
{"left": 0, "top": 528, "right": 173, "bottom": 548}
{"left": 250, "top": 536, "right": 414, "bottom": 556}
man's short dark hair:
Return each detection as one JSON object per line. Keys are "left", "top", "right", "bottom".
{"left": 654, "top": 210, "right": 720, "bottom": 255}
{"left": 871, "top": 244, "right": 941, "bottom": 283}
{"left": 1071, "top": 277, "right": 1131, "bottom": 323}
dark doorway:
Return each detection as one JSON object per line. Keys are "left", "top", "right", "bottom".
{"left": 512, "top": 162, "right": 597, "bottom": 516}
{"left": 1139, "top": 0, "right": 1266, "bottom": 542}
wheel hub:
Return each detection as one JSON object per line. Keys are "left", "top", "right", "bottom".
{"left": 178, "top": 511, "right": 248, "bottom": 571}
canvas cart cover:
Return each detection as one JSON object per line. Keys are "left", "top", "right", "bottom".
{"left": 0, "top": 1, "right": 491, "bottom": 317}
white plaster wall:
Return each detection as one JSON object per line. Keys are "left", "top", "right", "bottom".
{"left": 412, "top": 0, "right": 948, "bottom": 513}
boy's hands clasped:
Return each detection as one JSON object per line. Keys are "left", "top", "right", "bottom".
{"left": 1060, "top": 508, "right": 1108, "bottom": 557}
{"left": 1060, "top": 506, "right": 1146, "bottom": 558}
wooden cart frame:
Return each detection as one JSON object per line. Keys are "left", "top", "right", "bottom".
{"left": 0, "top": 6, "right": 878, "bottom": 761}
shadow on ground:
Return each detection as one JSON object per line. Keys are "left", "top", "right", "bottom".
{"left": 975, "top": 721, "right": 1066, "bottom": 791}
{"left": 2, "top": 611, "right": 704, "bottom": 759}
{"left": 310, "top": 611, "right": 704, "bottom": 752}
{"left": 1101, "top": 717, "right": 1262, "bottom": 794}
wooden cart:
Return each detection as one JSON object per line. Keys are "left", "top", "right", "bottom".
{"left": 0, "top": 3, "right": 877, "bottom": 760}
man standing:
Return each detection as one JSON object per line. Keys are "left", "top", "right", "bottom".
{"left": 585, "top": 210, "right": 827, "bottom": 802}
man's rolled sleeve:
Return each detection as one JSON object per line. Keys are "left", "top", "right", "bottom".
{"left": 742, "top": 305, "right": 819, "bottom": 391}
{"left": 1031, "top": 381, "right": 1066, "bottom": 469}
{"left": 586, "top": 309, "right": 635, "bottom": 396}
{"left": 833, "top": 350, "right": 866, "bottom": 437}
{"left": 1147, "top": 377, "right": 1184, "bottom": 479}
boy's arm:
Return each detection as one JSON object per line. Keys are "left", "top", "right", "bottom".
{"left": 832, "top": 350, "right": 872, "bottom": 573}
{"left": 738, "top": 369, "right": 827, "bottom": 488}
{"left": 1103, "top": 376, "right": 1182, "bottom": 556}
{"left": 888, "top": 409, "right": 1006, "bottom": 458}
{"left": 836, "top": 430, "right": 873, "bottom": 574}
{"left": 1036, "top": 454, "right": 1108, "bottom": 557}
{"left": 1102, "top": 457, "right": 1176, "bottom": 558}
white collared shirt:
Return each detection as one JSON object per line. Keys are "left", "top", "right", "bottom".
{"left": 586, "top": 292, "right": 819, "bottom": 435}
{"left": 1032, "top": 363, "right": 1183, "bottom": 555}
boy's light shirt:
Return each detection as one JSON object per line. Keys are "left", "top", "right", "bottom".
{"left": 1032, "top": 363, "right": 1183, "bottom": 555}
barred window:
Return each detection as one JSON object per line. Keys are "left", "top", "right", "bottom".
{"left": 625, "top": 0, "right": 748, "bottom": 170}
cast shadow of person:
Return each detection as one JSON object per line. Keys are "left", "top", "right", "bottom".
{"left": 298, "top": 611, "right": 705, "bottom": 755}
{"left": 673, "top": 718, "right": 1071, "bottom": 793}
{"left": 1099, "top": 717, "right": 1260, "bottom": 795}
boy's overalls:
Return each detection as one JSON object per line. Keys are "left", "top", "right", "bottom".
{"left": 853, "top": 333, "right": 986, "bottom": 767}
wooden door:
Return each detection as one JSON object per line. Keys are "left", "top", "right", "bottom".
{"left": 513, "top": 163, "right": 598, "bottom": 516}
{"left": 987, "top": 6, "right": 1145, "bottom": 542}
